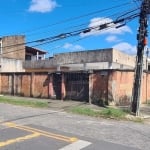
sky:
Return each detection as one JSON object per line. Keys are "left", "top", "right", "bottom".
{"left": 0, "top": 0, "right": 148, "bottom": 57}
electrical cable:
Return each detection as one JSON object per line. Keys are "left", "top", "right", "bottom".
{"left": 26, "top": 7, "right": 140, "bottom": 38}
{"left": 19, "top": 2, "right": 135, "bottom": 35}
{"left": 1, "top": 7, "right": 140, "bottom": 50}
{"left": 0, "top": 12, "right": 139, "bottom": 56}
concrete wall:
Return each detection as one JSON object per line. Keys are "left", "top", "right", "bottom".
{"left": 107, "top": 70, "right": 150, "bottom": 105}
{"left": 0, "top": 58, "right": 25, "bottom": 72}
{"left": 141, "top": 73, "right": 150, "bottom": 103}
{"left": 0, "top": 70, "right": 149, "bottom": 105}
{"left": 108, "top": 71, "right": 134, "bottom": 105}
{"left": 31, "top": 73, "right": 49, "bottom": 98}
{"left": 23, "top": 59, "right": 56, "bottom": 69}
{"left": 90, "top": 71, "right": 108, "bottom": 105}
{"left": 1, "top": 35, "right": 25, "bottom": 60}
{"left": 0, "top": 73, "right": 49, "bottom": 98}
{"left": 54, "top": 48, "right": 113, "bottom": 64}
{"left": 23, "top": 48, "right": 141, "bottom": 71}
{"left": 89, "top": 70, "right": 150, "bottom": 106}
{"left": 112, "top": 49, "right": 135, "bottom": 68}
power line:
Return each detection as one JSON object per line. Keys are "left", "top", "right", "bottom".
{"left": 26, "top": 7, "right": 140, "bottom": 38}
{"left": 1, "top": 7, "right": 140, "bottom": 51}
{"left": 19, "top": 2, "right": 135, "bottom": 36}
{"left": 0, "top": 13, "right": 139, "bottom": 56}
{"left": 132, "top": 0, "right": 141, "bottom": 8}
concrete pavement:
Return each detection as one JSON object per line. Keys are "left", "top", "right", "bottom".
{"left": 0, "top": 102, "right": 150, "bottom": 150}
{"left": 1, "top": 95, "right": 150, "bottom": 123}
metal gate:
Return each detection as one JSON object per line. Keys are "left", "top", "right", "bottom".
{"left": 65, "top": 72, "right": 89, "bottom": 102}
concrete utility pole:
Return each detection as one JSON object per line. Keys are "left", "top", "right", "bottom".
{"left": 131, "top": 0, "right": 150, "bottom": 116}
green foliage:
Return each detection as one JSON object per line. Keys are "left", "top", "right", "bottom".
{"left": 70, "top": 106, "right": 127, "bottom": 120}
{"left": 71, "top": 107, "right": 98, "bottom": 117}
{"left": 0, "top": 96, "right": 48, "bottom": 108}
{"left": 100, "top": 107, "right": 127, "bottom": 119}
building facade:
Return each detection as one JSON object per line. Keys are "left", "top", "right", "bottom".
{"left": 23, "top": 48, "right": 150, "bottom": 72}
{"left": 0, "top": 70, "right": 149, "bottom": 106}
{"left": 0, "top": 35, "right": 150, "bottom": 105}
{"left": 0, "top": 35, "right": 47, "bottom": 72}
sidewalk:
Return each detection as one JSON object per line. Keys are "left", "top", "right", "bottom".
{"left": 1, "top": 95, "right": 150, "bottom": 121}
{"left": 140, "top": 105, "right": 150, "bottom": 124}
{"left": 1, "top": 95, "right": 102, "bottom": 111}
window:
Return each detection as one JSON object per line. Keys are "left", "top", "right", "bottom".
{"left": 38, "top": 56, "right": 42, "bottom": 60}
{"left": 25, "top": 55, "right": 31, "bottom": 60}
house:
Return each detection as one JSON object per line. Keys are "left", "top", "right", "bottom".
{"left": 23, "top": 48, "right": 150, "bottom": 72}
{"left": 0, "top": 35, "right": 150, "bottom": 106}
{"left": 1, "top": 35, "right": 149, "bottom": 73}
{"left": 0, "top": 35, "right": 47, "bottom": 72}
{"left": 25, "top": 46, "right": 46, "bottom": 61}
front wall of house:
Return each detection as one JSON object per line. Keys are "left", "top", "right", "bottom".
{"left": 91, "top": 71, "right": 108, "bottom": 105}
{"left": 108, "top": 71, "right": 150, "bottom": 105}
{"left": 141, "top": 73, "right": 150, "bottom": 103}
{"left": 32, "top": 73, "right": 49, "bottom": 98}
{"left": 108, "top": 71, "right": 134, "bottom": 105}
{"left": 21, "top": 74, "right": 31, "bottom": 97}
{"left": 1, "top": 74, "right": 13, "bottom": 94}
{"left": 0, "top": 73, "right": 49, "bottom": 98}
{"left": 0, "top": 71, "right": 150, "bottom": 105}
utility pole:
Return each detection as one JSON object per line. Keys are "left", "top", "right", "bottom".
{"left": 131, "top": 0, "right": 150, "bottom": 116}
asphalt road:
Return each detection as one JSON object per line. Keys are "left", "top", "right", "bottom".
{"left": 0, "top": 103, "right": 150, "bottom": 150}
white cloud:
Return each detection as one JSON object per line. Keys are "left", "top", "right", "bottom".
{"left": 81, "top": 17, "right": 132, "bottom": 37}
{"left": 63, "top": 43, "right": 85, "bottom": 51}
{"left": 106, "top": 35, "right": 121, "bottom": 43}
{"left": 63, "top": 43, "right": 72, "bottom": 49}
{"left": 28, "top": 0, "right": 58, "bottom": 13}
{"left": 113, "top": 42, "right": 137, "bottom": 55}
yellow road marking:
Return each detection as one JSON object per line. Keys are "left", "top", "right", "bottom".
{"left": 16, "top": 124, "right": 78, "bottom": 142}
{"left": 0, "top": 133, "right": 40, "bottom": 147}
{"left": 3, "top": 122, "right": 78, "bottom": 143}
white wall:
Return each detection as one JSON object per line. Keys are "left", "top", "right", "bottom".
{"left": 0, "top": 58, "right": 25, "bottom": 72}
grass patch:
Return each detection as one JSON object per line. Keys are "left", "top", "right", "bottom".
{"left": 100, "top": 107, "right": 127, "bottom": 119}
{"left": 71, "top": 107, "right": 99, "bottom": 117}
{"left": 0, "top": 96, "right": 48, "bottom": 108}
{"left": 70, "top": 106, "right": 127, "bottom": 120}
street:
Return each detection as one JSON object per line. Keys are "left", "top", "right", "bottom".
{"left": 0, "top": 103, "right": 150, "bottom": 150}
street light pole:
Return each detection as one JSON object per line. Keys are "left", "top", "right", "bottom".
{"left": 131, "top": 0, "right": 150, "bottom": 116}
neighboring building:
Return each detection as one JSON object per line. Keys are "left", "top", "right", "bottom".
{"left": 25, "top": 46, "right": 46, "bottom": 61}
{"left": 0, "top": 35, "right": 25, "bottom": 72}
{"left": 0, "top": 35, "right": 47, "bottom": 72}
{"left": 0, "top": 35, "right": 25, "bottom": 60}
